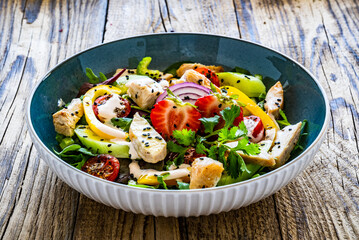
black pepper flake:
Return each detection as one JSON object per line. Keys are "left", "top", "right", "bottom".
{"left": 108, "top": 144, "right": 112, "bottom": 147}
{"left": 237, "top": 80, "right": 240, "bottom": 83}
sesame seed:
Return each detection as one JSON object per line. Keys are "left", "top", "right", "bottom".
{"left": 108, "top": 150, "right": 112, "bottom": 153}
{"left": 218, "top": 104, "right": 222, "bottom": 108}
{"left": 199, "top": 157, "right": 204, "bottom": 160}
{"left": 198, "top": 79, "right": 203, "bottom": 84}
{"left": 151, "top": 89, "right": 154, "bottom": 93}
{"left": 245, "top": 75, "right": 250, "bottom": 79}
{"left": 237, "top": 80, "right": 240, "bottom": 83}
{"left": 135, "top": 93, "right": 138, "bottom": 99}
{"left": 288, "top": 128, "right": 292, "bottom": 131}
{"left": 129, "top": 154, "right": 132, "bottom": 158}
{"left": 194, "top": 66, "right": 198, "bottom": 69}
{"left": 156, "top": 92, "right": 160, "bottom": 96}
{"left": 100, "top": 139, "right": 104, "bottom": 141}
{"left": 109, "top": 85, "right": 112, "bottom": 88}
{"left": 83, "top": 136, "right": 88, "bottom": 138}
{"left": 173, "top": 106, "right": 177, "bottom": 109}
{"left": 148, "top": 136, "right": 152, "bottom": 139}
{"left": 174, "top": 124, "right": 177, "bottom": 128}
{"left": 186, "top": 123, "right": 190, "bottom": 127}
{"left": 108, "top": 144, "right": 112, "bottom": 147}
{"left": 71, "top": 113, "right": 74, "bottom": 116}
{"left": 221, "top": 79, "right": 224, "bottom": 83}
{"left": 277, "top": 98, "right": 282, "bottom": 102}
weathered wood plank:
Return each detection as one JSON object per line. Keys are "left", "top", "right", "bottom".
{"left": 0, "top": 0, "right": 108, "bottom": 239}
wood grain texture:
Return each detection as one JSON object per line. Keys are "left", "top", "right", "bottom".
{"left": 0, "top": 0, "right": 358, "bottom": 239}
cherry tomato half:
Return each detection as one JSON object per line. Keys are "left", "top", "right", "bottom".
{"left": 92, "top": 94, "right": 131, "bottom": 122}
{"left": 81, "top": 154, "right": 120, "bottom": 181}
{"left": 195, "top": 67, "right": 220, "bottom": 87}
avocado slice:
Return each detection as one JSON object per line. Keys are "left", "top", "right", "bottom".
{"left": 74, "top": 125, "right": 129, "bottom": 158}
{"left": 137, "top": 57, "right": 161, "bottom": 79}
{"left": 217, "top": 72, "right": 266, "bottom": 97}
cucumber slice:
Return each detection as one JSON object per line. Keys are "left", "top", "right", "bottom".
{"left": 74, "top": 125, "right": 129, "bottom": 158}
{"left": 217, "top": 72, "right": 266, "bottom": 97}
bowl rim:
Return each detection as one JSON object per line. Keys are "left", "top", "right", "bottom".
{"left": 26, "top": 32, "right": 330, "bottom": 193}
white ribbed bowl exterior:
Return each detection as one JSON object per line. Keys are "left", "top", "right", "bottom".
{"left": 29, "top": 127, "right": 326, "bottom": 217}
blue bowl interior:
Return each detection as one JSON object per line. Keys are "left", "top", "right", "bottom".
{"left": 30, "top": 33, "right": 326, "bottom": 162}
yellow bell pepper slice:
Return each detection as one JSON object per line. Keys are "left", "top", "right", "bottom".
{"left": 83, "top": 85, "right": 128, "bottom": 139}
{"left": 221, "top": 86, "right": 278, "bottom": 130}
{"left": 137, "top": 169, "right": 191, "bottom": 186}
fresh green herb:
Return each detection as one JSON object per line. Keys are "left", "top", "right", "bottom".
{"left": 157, "top": 173, "right": 170, "bottom": 189}
{"left": 111, "top": 117, "right": 133, "bottom": 132}
{"left": 231, "top": 66, "right": 251, "bottom": 75}
{"left": 177, "top": 181, "right": 190, "bottom": 190}
{"left": 71, "top": 154, "right": 87, "bottom": 169}
{"left": 277, "top": 109, "right": 291, "bottom": 128}
{"left": 130, "top": 105, "right": 151, "bottom": 113}
{"left": 167, "top": 141, "right": 188, "bottom": 166}
{"left": 86, "top": 68, "right": 107, "bottom": 84}
{"left": 199, "top": 115, "right": 220, "bottom": 134}
{"left": 59, "top": 137, "right": 75, "bottom": 149}
{"left": 172, "top": 129, "right": 196, "bottom": 146}
{"left": 231, "top": 138, "right": 260, "bottom": 156}
{"left": 54, "top": 144, "right": 81, "bottom": 156}
{"left": 258, "top": 92, "right": 266, "bottom": 101}
{"left": 56, "top": 133, "right": 65, "bottom": 143}
{"left": 293, "top": 119, "right": 308, "bottom": 151}
{"left": 220, "top": 105, "right": 241, "bottom": 128}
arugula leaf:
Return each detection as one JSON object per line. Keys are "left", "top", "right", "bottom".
{"left": 111, "top": 117, "right": 133, "bottom": 132}
{"left": 177, "top": 181, "right": 190, "bottom": 190}
{"left": 86, "top": 68, "right": 100, "bottom": 84}
{"left": 231, "top": 66, "right": 251, "bottom": 75}
{"left": 99, "top": 72, "right": 107, "bottom": 82}
{"left": 277, "top": 109, "right": 291, "bottom": 128}
{"left": 172, "top": 129, "right": 195, "bottom": 146}
{"left": 71, "top": 154, "right": 88, "bottom": 169}
{"left": 220, "top": 105, "right": 241, "bottom": 128}
{"left": 199, "top": 115, "right": 220, "bottom": 134}
{"left": 157, "top": 173, "right": 170, "bottom": 189}
{"left": 78, "top": 148, "right": 96, "bottom": 156}
{"left": 54, "top": 144, "right": 81, "bottom": 156}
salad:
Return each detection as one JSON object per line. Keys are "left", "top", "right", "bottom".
{"left": 52, "top": 57, "right": 305, "bottom": 190}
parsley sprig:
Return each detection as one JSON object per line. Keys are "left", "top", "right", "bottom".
{"left": 166, "top": 104, "right": 260, "bottom": 179}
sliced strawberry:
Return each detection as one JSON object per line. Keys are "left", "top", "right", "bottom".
{"left": 195, "top": 95, "right": 243, "bottom": 128}
{"left": 150, "top": 99, "right": 201, "bottom": 140}
{"left": 243, "top": 115, "right": 264, "bottom": 143}
{"left": 195, "top": 67, "right": 220, "bottom": 87}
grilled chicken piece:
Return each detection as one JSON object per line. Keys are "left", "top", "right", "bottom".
{"left": 53, "top": 98, "right": 84, "bottom": 136}
{"left": 270, "top": 122, "right": 302, "bottom": 168}
{"left": 179, "top": 69, "right": 214, "bottom": 89}
{"left": 264, "top": 81, "right": 283, "bottom": 120}
{"left": 169, "top": 78, "right": 186, "bottom": 86}
{"left": 126, "top": 77, "right": 165, "bottom": 109}
{"left": 129, "top": 113, "right": 167, "bottom": 164}
{"left": 114, "top": 68, "right": 137, "bottom": 76}
{"left": 189, "top": 157, "right": 224, "bottom": 189}
{"left": 176, "top": 63, "right": 224, "bottom": 77}
{"left": 158, "top": 73, "right": 173, "bottom": 81}
{"left": 225, "top": 128, "right": 277, "bottom": 167}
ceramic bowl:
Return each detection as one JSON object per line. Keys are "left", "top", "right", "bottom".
{"left": 26, "top": 33, "right": 329, "bottom": 217}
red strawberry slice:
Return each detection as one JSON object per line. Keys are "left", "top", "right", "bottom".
{"left": 195, "top": 67, "right": 220, "bottom": 87}
{"left": 150, "top": 100, "right": 201, "bottom": 139}
{"left": 195, "top": 95, "right": 243, "bottom": 128}
{"left": 243, "top": 115, "right": 264, "bottom": 143}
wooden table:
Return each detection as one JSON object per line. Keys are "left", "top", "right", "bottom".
{"left": 1, "top": 0, "right": 358, "bottom": 239}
